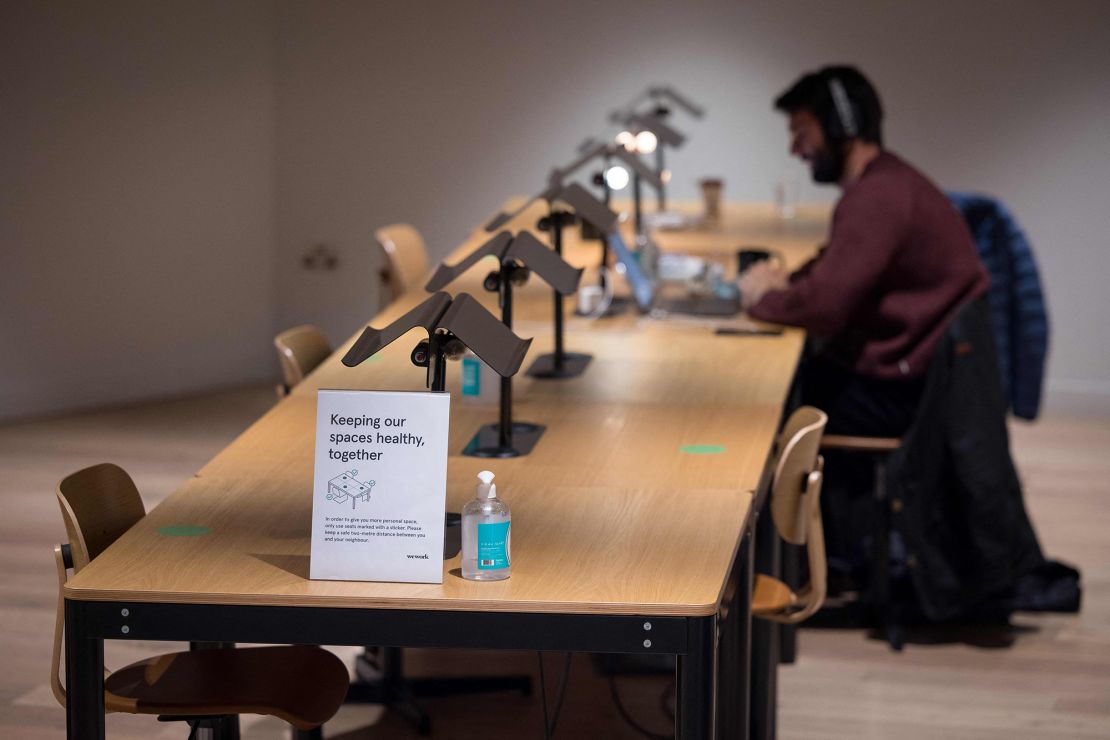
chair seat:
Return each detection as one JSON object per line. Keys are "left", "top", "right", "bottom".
{"left": 821, "top": 434, "right": 901, "bottom": 453}
{"left": 752, "top": 574, "right": 796, "bottom": 616}
{"left": 104, "top": 645, "right": 349, "bottom": 730}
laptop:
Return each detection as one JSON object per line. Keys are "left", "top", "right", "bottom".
{"left": 606, "top": 231, "right": 741, "bottom": 317}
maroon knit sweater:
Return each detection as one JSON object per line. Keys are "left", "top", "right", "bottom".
{"left": 749, "top": 152, "right": 989, "bottom": 380}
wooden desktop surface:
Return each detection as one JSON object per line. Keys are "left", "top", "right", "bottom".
{"left": 64, "top": 202, "right": 830, "bottom": 617}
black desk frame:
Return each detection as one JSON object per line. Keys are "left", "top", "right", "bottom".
{"left": 63, "top": 405, "right": 802, "bottom": 740}
{"left": 64, "top": 524, "right": 767, "bottom": 740}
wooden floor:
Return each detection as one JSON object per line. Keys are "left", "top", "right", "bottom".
{"left": 2, "top": 385, "right": 1107, "bottom": 738}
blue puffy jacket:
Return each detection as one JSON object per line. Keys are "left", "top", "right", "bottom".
{"left": 947, "top": 192, "right": 1049, "bottom": 420}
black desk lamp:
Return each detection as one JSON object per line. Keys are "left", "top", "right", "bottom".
{"left": 426, "top": 230, "right": 582, "bottom": 456}
{"left": 343, "top": 290, "right": 531, "bottom": 391}
{"left": 527, "top": 183, "right": 620, "bottom": 377}
{"left": 484, "top": 179, "right": 622, "bottom": 378}
{"left": 612, "top": 112, "right": 685, "bottom": 214}
{"left": 488, "top": 143, "right": 659, "bottom": 248}
{"left": 485, "top": 143, "right": 658, "bottom": 232}
{"left": 609, "top": 85, "right": 705, "bottom": 212}
{"left": 340, "top": 291, "right": 535, "bottom": 730}
{"left": 557, "top": 142, "right": 662, "bottom": 238}
{"left": 609, "top": 84, "right": 707, "bottom": 123}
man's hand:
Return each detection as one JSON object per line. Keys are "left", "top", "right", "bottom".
{"left": 739, "top": 261, "right": 789, "bottom": 310}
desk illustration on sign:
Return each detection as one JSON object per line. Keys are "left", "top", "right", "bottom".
{"left": 327, "top": 470, "right": 376, "bottom": 510}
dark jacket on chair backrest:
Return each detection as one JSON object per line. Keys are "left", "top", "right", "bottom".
{"left": 947, "top": 192, "right": 1049, "bottom": 420}
{"left": 890, "top": 296, "right": 1045, "bottom": 620}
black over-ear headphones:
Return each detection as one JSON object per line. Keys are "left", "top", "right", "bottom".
{"left": 825, "top": 76, "right": 859, "bottom": 140}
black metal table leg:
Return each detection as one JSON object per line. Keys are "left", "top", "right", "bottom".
{"left": 751, "top": 509, "right": 780, "bottom": 740}
{"left": 717, "top": 586, "right": 737, "bottom": 739}
{"left": 677, "top": 615, "right": 717, "bottom": 739}
{"left": 718, "top": 531, "right": 753, "bottom": 740}
{"left": 65, "top": 600, "right": 105, "bottom": 740}
{"left": 777, "top": 544, "right": 799, "bottom": 665}
{"left": 873, "top": 457, "right": 904, "bottom": 651}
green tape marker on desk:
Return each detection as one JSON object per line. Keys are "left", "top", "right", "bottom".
{"left": 158, "top": 525, "right": 211, "bottom": 537}
{"left": 681, "top": 444, "right": 726, "bottom": 455}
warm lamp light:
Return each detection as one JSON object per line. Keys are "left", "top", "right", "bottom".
{"left": 604, "top": 165, "right": 630, "bottom": 191}
{"left": 634, "top": 130, "right": 658, "bottom": 154}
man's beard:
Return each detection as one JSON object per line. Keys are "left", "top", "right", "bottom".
{"left": 810, "top": 144, "right": 845, "bottom": 184}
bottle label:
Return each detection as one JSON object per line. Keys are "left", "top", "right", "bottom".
{"left": 461, "top": 356, "right": 480, "bottom": 396}
{"left": 477, "top": 520, "right": 510, "bottom": 570}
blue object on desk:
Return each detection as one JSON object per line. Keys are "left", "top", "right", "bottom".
{"left": 607, "top": 231, "right": 741, "bottom": 317}
{"left": 607, "top": 231, "right": 655, "bottom": 312}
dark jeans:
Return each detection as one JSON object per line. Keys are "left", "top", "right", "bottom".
{"left": 800, "top": 355, "right": 925, "bottom": 589}
{"left": 800, "top": 356, "right": 925, "bottom": 437}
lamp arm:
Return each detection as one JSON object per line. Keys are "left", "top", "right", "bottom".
{"left": 555, "top": 182, "right": 619, "bottom": 233}
{"left": 342, "top": 292, "right": 452, "bottom": 366}
{"left": 438, "top": 294, "right": 533, "bottom": 378}
{"left": 649, "top": 85, "right": 706, "bottom": 118}
{"left": 625, "top": 112, "right": 686, "bottom": 148}
{"left": 548, "top": 143, "right": 609, "bottom": 185}
{"left": 608, "top": 89, "right": 654, "bottom": 124}
{"left": 424, "top": 231, "right": 513, "bottom": 291}
{"left": 611, "top": 147, "right": 663, "bottom": 190}
{"left": 484, "top": 142, "right": 637, "bottom": 234}
{"left": 507, "top": 231, "right": 583, "bottom": 295}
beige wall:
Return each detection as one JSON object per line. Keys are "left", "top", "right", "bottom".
{"left": 0, "top": 1, "right": 277, "bottom": 421}
{"left": 273, "top": 0, "right": 1110, "bottom": 407}
{"left": 4, "top": 1, "right": 1108, "bottom": 420}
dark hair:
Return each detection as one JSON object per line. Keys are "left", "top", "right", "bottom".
{"left": 774, "top": 65, "right": 884, "bottom": 145}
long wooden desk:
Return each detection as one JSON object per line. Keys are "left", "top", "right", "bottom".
{"left": 63, "top": 202, "right": 828, "bottom": 739}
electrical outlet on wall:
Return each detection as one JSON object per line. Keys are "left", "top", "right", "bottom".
{"left": 302, "top": 244, "right": 338, "bottom": 270}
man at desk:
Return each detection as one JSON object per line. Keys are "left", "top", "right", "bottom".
{"left": 741, "top": 65, "right": 987, "bottom": 439}
{"left": 740, "top": 66, "right": 990, "bottom": 590}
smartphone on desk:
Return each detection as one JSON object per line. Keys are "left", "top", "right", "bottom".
{"left": 714, "top": 317, "right": 784, "bottom": 337}
{"left": 715, "top": 326, "right": 783, "bottom": 337}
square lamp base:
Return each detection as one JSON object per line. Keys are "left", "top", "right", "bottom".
{"left": 526, "top": 352, "right": 591, "bottom": 379}
{"left": 462, "top": 422, "right": 545, "bottom": 458}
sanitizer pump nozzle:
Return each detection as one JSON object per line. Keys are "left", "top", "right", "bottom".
{"left": 476, "top": 470, "right": 496, "bottom": 499}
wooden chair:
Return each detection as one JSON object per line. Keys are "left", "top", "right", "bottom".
{"left": 752, "top": 406, "right": 829, "bottom": 623}
{"left": 52, "top": 463, "right": 349, "bottom": 739}
{"left": 374, "top": 223, "right": 430, "bottom": 306}
{"left": 274, "top": 325, "right": 332, "bottom": 397}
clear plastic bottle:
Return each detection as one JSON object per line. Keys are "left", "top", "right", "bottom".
{"left": 461, "top": 470, "right": 511, "bottom": 581}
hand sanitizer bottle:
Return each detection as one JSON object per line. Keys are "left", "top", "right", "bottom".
{"left": 461, "top": 470, "right": 510, "bottom": 581}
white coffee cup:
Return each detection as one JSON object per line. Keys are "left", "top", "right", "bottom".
{"left": 577, "top": 285, "right": 604, "bottom": 315}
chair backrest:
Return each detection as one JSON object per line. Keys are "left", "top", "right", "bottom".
{"left": 53, "top": 463, "right": 146, "bottom": 707}
{"left": 769, "top": 407, "right": 828, "bottom": 623}
{"left": 771, "top": 406, "right": 827, "bottom": 545}
{"left": 374, "top": 223, "right": 430, "bottom": 304}
{"left": 273, "top": 325, "right": 332, "bottom": 391}
{"left": 57, "top": 463, "right": 146, "bottom": 572}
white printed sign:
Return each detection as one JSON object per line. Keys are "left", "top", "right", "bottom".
{"left": 310, "top": 389, "right": 450, "bottom": 583}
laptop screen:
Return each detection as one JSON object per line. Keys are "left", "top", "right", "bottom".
{"left": 606, "top": 231, "right": 654, "bottom": 312}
